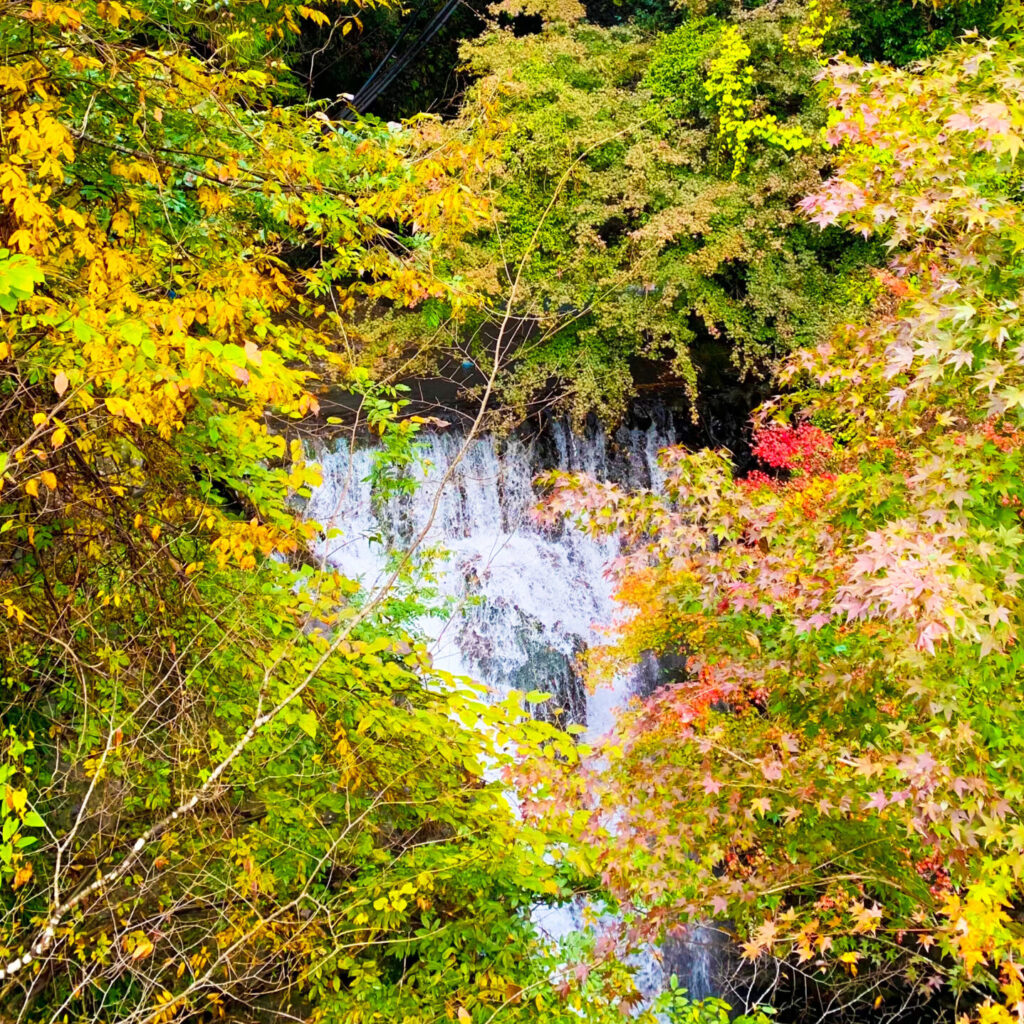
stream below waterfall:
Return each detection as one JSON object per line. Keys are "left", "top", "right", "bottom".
{"left": 303, "top": 405, "right": 719, "bottom": 1004}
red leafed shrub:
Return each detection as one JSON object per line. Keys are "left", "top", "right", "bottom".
{"left": 751, "top": 423, "right": 834, "bottom": 475}
{"left": 739, "top": 469, "right": 779, "bottom": 490}
{"left": 982, "top": 418, "right": 1024, "bottom": 453}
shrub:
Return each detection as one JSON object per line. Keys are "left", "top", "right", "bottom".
{"left": 643, "top": 17, "right": 723, "bottom": 121}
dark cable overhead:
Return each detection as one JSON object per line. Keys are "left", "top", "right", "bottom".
{"left": 344, "top": 0, "right": 466, "bottom": 117}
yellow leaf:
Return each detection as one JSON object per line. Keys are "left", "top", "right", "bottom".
{"left": 32, "top": 412, "right": 47, "bottom": 427}
{"left": 40, "top": 471, "right": 57, "bottom": 490}
{"left": 8, "top": 229, "right": 33, "bottom": 253}
{"left": 12, "top": 861, "right": 33, "bottom": 889}
{"left": 25, "top": 479, "right": 39, "bottom": 497}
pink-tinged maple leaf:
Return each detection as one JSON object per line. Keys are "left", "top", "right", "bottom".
{"left": 865, "top": 790, "right": 889, "bottom": 812}
{"left": 975, "top": 101, "right": 1012, "bottom": 134}
{"left": 898, "top": 751, "right": 937, "bottom": 778}
{"left": 984, "top": 604, "right": 1011, "bottom": 627}
{"left": 702, "top": 774, "right": 722, "bottom": 795}
{"left": 944, "top": 113, "right": 977, "bottom": 133}
{"left": 916, "top": 620, "right": 949, "bottom": 654}
{"left": 851, "top": 902, "right": 884, "bottom": 934}
{"left": 800, "top": 611, "right": 834, "bottom": 631}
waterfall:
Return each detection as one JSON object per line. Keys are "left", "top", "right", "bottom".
{"left": 305, "top": 416, "right": 673, "bottom": 732}
{"left": 303, "top": 408, "right": 718, "bottom": 1004}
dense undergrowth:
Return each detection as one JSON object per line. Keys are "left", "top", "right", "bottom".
{"left": 2, "top": 0, "right": 1024, "bottom": 1023}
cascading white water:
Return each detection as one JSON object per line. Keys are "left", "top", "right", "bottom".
{"left": 304, "top": 413, "right": 717, "bottom": 1004}
{"left": 305, "top": 421, "right": 672, "bottom": 734}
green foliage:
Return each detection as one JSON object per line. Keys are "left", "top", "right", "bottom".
{"left": 704, "top": 25, "right": 815, "bottom": 174}
{"left": 10, "top": 1, "right": 1024, "bottom": 1021}
{"left": 0, "top": 251, "right": 44, "bottom": 314}
{"left": 643, "top": 18, "right": 722, "bottom": 121}
{"left": 655, "top": 974, "right": 774, "bottom": 1024}
{"left": 389, "top": 8, "right": 879, "bottom": 427}
{"left": 0, "top": 729, "right": 44, "bottom": 886}
{"left": 835, "top": 0, "right": 1004, "bottom": 65}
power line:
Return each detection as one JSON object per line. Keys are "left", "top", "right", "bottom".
{"left": 343, "top": 0, "right": 467, "bottom": 116}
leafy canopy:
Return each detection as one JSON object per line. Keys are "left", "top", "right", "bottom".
{"left": 535, "top": 21, "right": 1024, "bottom": 1024}
{"left": 360, "top": 3, "right": 877, "bottom": 428}
{"left": 0, "top": 2, "right": 631, "bottom": 1022}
